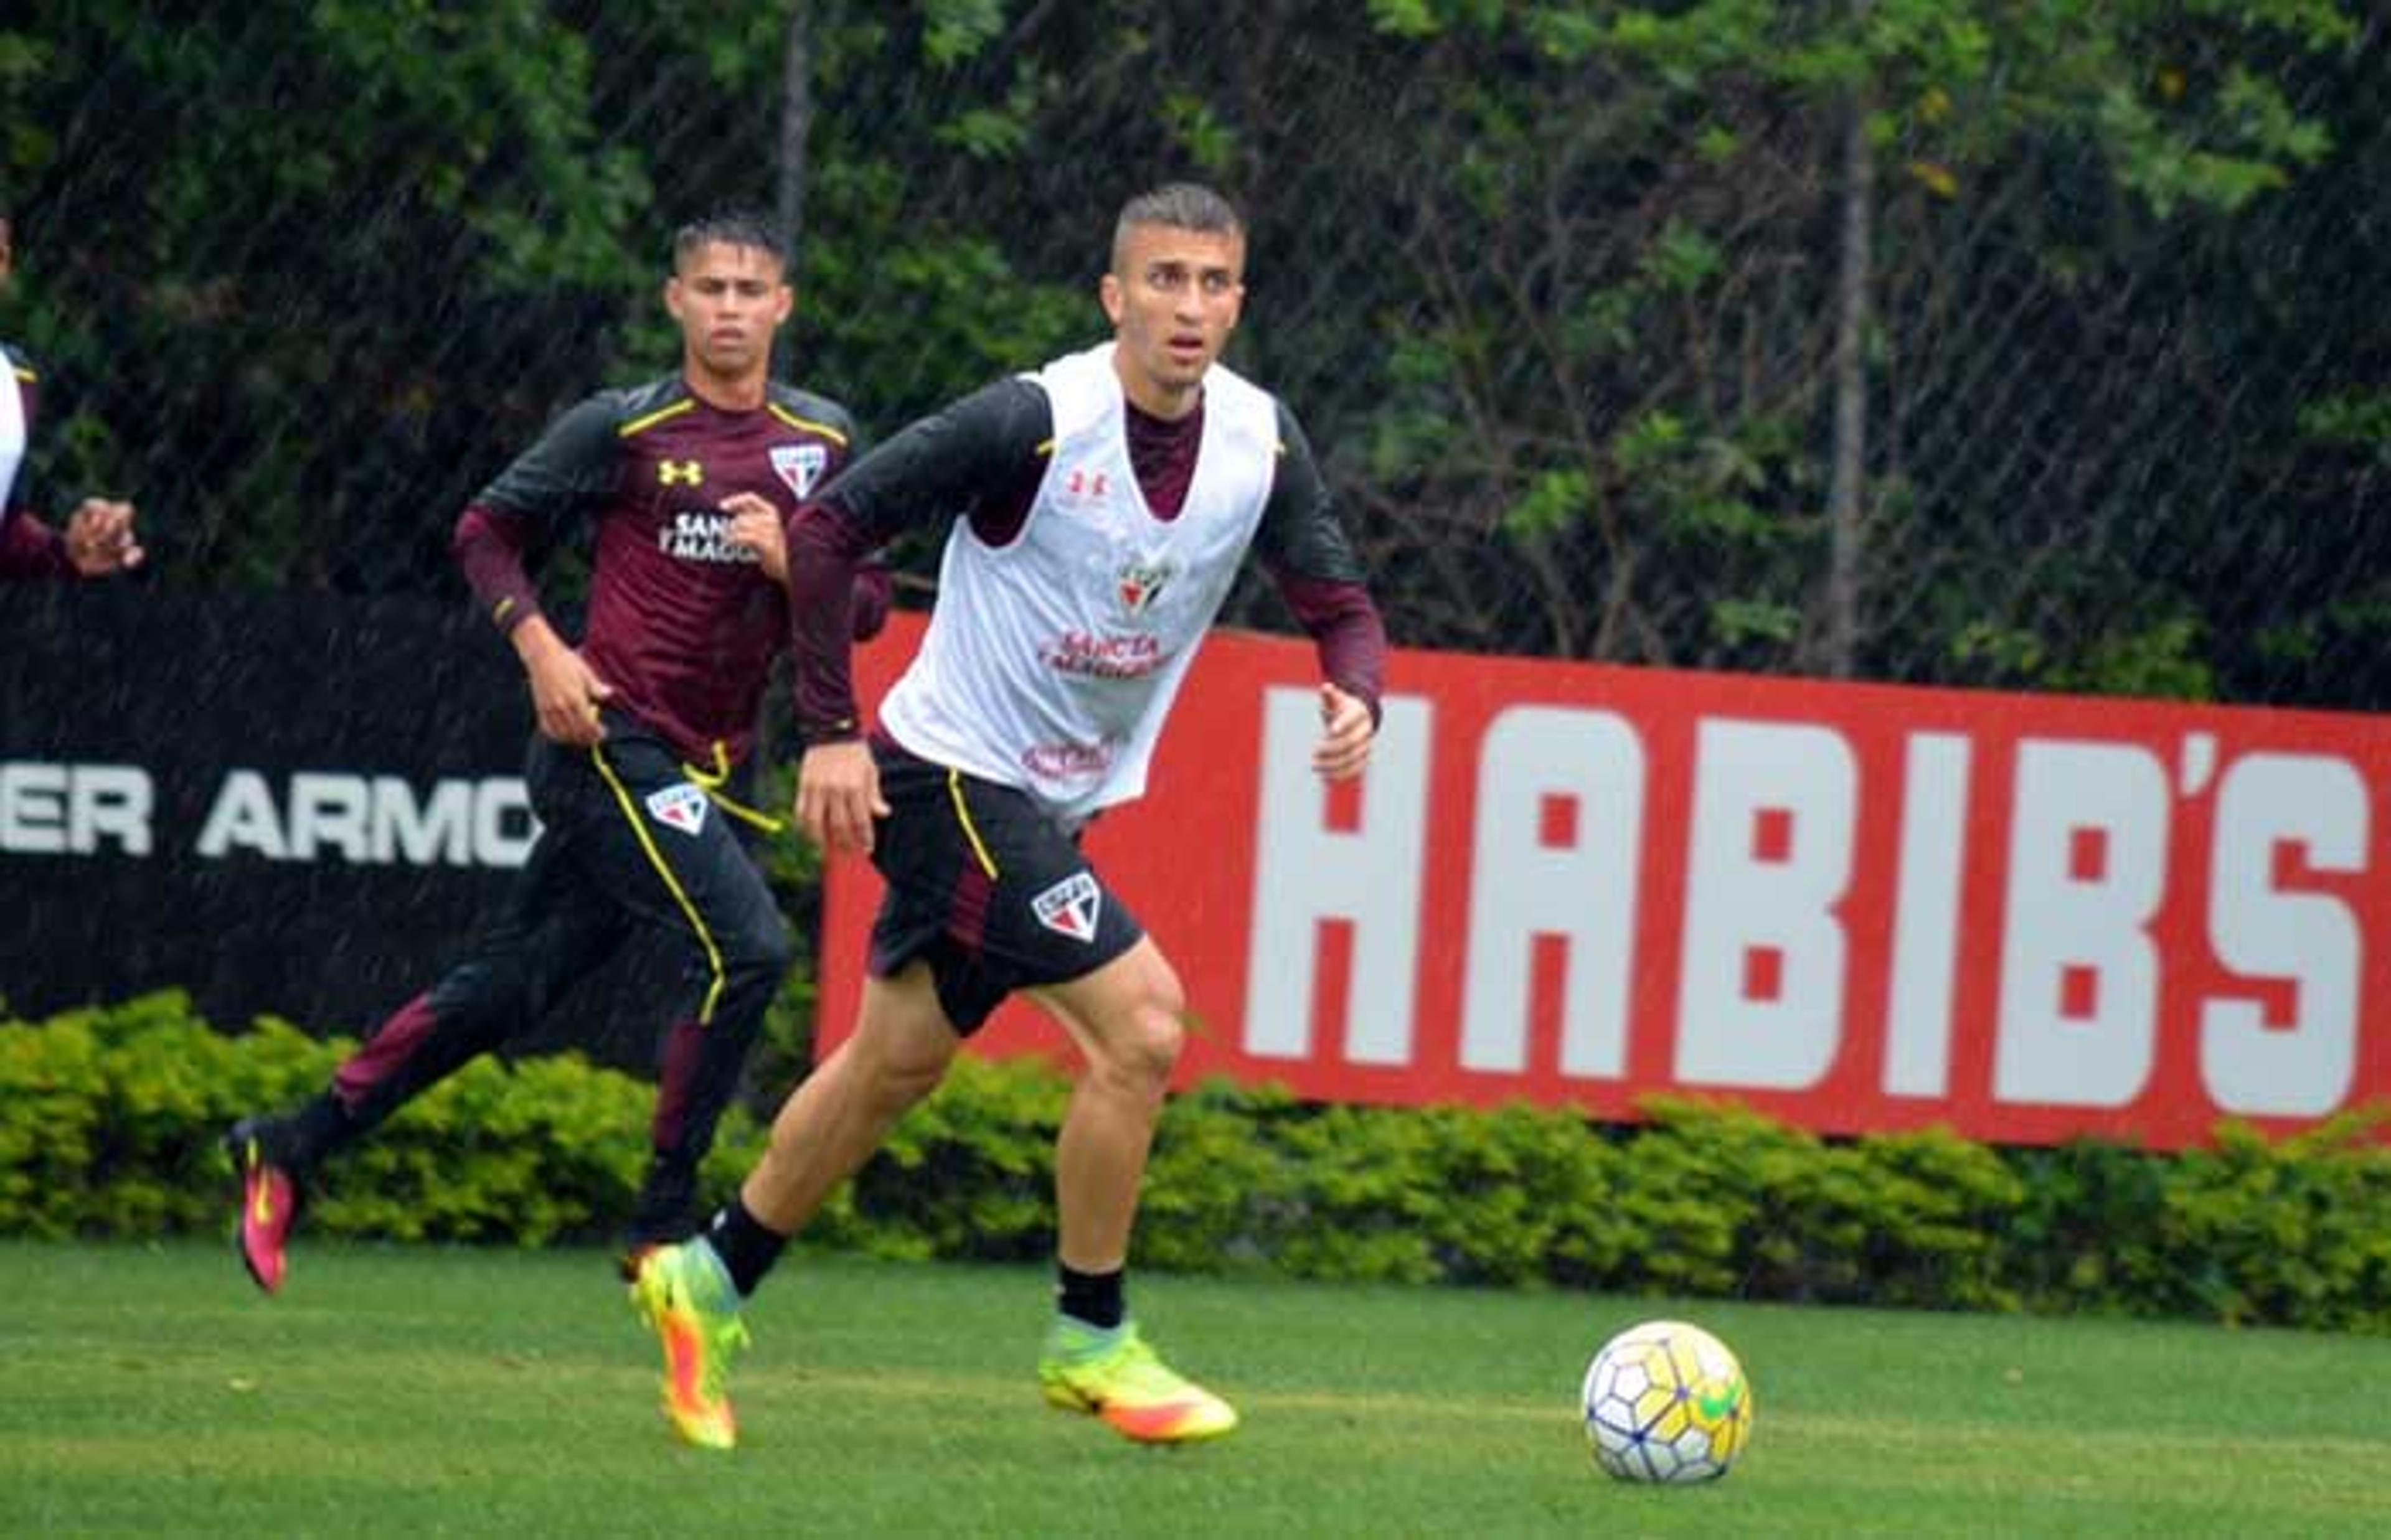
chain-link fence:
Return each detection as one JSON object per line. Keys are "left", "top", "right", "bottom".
{"left": 5, "top": 2, "right": 2383, "bottom": 708}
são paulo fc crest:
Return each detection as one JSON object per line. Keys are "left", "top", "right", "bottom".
{"left": 645, "top": 782, "right": 709, "bottom": 836}
{"left": 1031, "top": 871, "right": 1103, "bottom": 942}
{"left": 771, "top": 443, "right": 829, "bottom": 499}
{"left": 1116, "top": 558, "right": 1174, "bottom": 619}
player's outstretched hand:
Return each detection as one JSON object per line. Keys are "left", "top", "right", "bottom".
{"left": 1313, "top": 681, "right": 1375, "bottom": 781}
{"left": 63, "top": 497, "right": 143, "bottom": 577}
{"left": 796, "top": 738, "right": 890, "bottom": 855}
{"left": 722, "top": 492, "right": 788, "bottom": 585}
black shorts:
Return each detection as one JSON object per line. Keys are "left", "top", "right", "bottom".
{"left": 867, "top": 735, "right": 1144, "bottom": 1033}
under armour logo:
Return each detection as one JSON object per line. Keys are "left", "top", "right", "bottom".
{"left": 658, "top": 459, "right": 704, "bottom": 487}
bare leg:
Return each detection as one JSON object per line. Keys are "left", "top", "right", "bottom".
{"left": 1036, "top": 937, "right": 1186, "bottom": 1273}
{"left": 738, "top": 962, "right": 959, "bottom": 1234}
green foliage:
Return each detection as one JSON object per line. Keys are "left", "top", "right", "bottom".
{"left": 2044, "top": 613, "right": 2217, "bottom": 701}
{"left": 6, "top": 998, "right": 2387, "bottom": 1335}
{"left": 921, "top": 0, "right": 1008, "bottom": 68}
{"left": 1, "top": 0, "right": 2380, "bottom": 704}
{"left": 1949, "top": 619, "right": 2050, "bottom": 680}
{"left": 0, "top": 0, "right": 658, "bottom": 588}
{"left": 2143, "top": 1112, "right": 2391, "bottom": 1333}
{"left": 2299, "top": 388, "right": 2391, "bottom": 454}
{"left": 819, "top": 1052, "right": 1071, "bottom": 1262}
{"left": 1950, "top": 608, "right": 2219, "bottom": 701}
{"left": 0, "top": 1008, "right": 104, "bottom": 1237}
{"left": 1497, "top": 468, "right": 1592, "bottom": 541}
{"left": 0, "top": 992, "right": 762, "bottom": 1247}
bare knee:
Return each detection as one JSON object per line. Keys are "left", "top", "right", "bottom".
{"left": 1088, "top": 962, "right": 1186, "bottom": 1097}
{"left": 761, "top": 976, "right": 956, "bottom": 1164}
{"left": 852, "top": 970, "right": 961, "bottom": 1112}
{"left": 862, "top": 1024, "right": 955, "bottom": 1111}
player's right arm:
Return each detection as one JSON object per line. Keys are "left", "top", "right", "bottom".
{"left": 453, "top": 393, "right": 623, "bottom": 746}
{"left": 788, "top": 377, "right": 1052, "bottom": 853}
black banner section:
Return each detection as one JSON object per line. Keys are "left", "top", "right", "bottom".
{"left": 1, "top": 585, "right": 682, "bottom": 1060}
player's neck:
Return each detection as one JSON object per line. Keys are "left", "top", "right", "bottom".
{"left": 1125, "top": 380, "right": 1202, "bottom": 422}
{"left": 1115, "top": 359, "right": 1203, "bottom": 421}
{"left": 683, "top": 361, "right": 769, "bottom": 412}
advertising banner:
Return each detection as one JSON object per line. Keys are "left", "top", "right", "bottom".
{"left": 14, "top": 591, "right": 2386, "bottom": 1145}
{"left": 0, "top": 586, "right": 675, "bottom": 1054}
{"left": 821, "top": 613, "right": 2390, "bottom": 1148}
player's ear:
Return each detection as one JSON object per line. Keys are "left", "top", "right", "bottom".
{"left": 1099, "top": 271, "right": 1126, "bottom": 327}
{"left": 664, "top": 275, "right": 687, "bottom": 322}
{"left": 772, "top": 282, "right": 794, "bottom": 325}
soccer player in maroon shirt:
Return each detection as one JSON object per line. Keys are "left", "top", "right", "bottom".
{"left": 0, "top": 207, "right": 143, "bottom": 581}
{"left": 224, "top": 210, "right": 889, "bottom": 1297}
{"left": 630, "top": 184, "right": 1385, "bottom": 1450}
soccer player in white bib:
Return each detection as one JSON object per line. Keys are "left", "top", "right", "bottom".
{"left": 631, "top": 183, "right": 1387, "bottom": 1450}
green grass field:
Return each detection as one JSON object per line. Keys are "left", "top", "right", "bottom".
{"left": 4, "top": 1240, "right": 2387, "bottom": 1538}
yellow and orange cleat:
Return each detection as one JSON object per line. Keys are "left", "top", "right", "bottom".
{"left": 1039, "top": 1320, "right": 1239, "bottom": 1444}
{"left": 629, "top": 1242, "right": 749, "bottom": 1451}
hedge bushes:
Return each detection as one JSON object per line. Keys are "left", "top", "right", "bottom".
{"left": 5, "top": 994, "right": 2387, "bottom": 1333}
{"left": 0, "top": 992, "right": 750, "bottom": 1246}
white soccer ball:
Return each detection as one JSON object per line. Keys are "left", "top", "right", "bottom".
{"left": 1580, "top": 1318, "right": 1754, "bottom": 1483}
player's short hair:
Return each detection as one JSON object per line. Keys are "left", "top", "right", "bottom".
{"left": 672, "top": 208, "right": 788, "bottom": 271}
{"left": 1111, "top": 182, "right": 1244, "bottom": 271}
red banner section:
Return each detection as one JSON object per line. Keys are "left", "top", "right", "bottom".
{"left": 821, "top": 614, "right": 2391, "bottom": 1148}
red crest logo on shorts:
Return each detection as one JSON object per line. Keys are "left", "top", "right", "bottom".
{"left": 1031, "top": 871, "right": 1102, "bottom": 943}
{"left": 644, "top": 782, "right": 709, "bottom": 837}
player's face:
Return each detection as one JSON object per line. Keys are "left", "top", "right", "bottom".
{"left": 666, "top": 240, "right": 792, "bottom": 390}
{"left": 1101, "top": 222, "right": 1245, "bottom": 419}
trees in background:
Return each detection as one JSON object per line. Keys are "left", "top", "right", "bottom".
{"left": 1, "top": 1, "right": 2380, "bottom": 705}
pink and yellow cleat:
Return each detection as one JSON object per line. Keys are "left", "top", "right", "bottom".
{"left": 224, "top": 1119, "right": 299, "bottom": 1295}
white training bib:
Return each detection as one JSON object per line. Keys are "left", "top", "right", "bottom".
{"left": 881, "top": 342, "right": 1281, "bottom": 824}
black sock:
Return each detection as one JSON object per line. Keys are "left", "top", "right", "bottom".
{"left": 1057, "top": 1262, "right": 1126, "bottom": 1330}
{"left": 706, "top": 1198, "right": 790, "bottom": 1299}
{"left": 285, "top": 1093, "right": 357, "bottom": 1171}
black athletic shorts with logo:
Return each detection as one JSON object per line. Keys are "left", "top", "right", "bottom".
{"left": 866, "top": 733, "right": 1145, "bottom": 1033}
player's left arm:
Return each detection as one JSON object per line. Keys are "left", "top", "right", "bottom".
{"left": 1, "top": 498, "right": 141, "bottom": 582}
{"left": 1, "top": 357, "right": 142, "bottom": 582}
{"left": 1253, "top": 401, "right": 1387, "bottom": 781}
{"left": 0, "top": 507, "right": 70, "bottom": 580}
